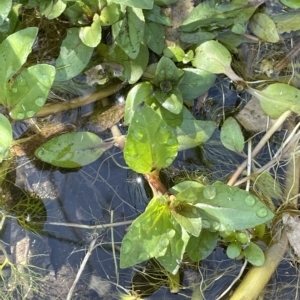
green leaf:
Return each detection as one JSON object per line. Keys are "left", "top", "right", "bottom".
{"left": 226, "top": 242, "right": 242, "bottom": 259}
{"left": 98, "top": 42, "right": 149, "bottom": 84}
{"left": 109, "top": 0, "right": 153, "bottom": 9}
{"left": 156, "top": 223, "right": 190, "bottom": 274}
{"left": 35, "top": 132, "right": 110, "bottom": 168}
{"left": 192, "top": 40, "right": 232, "bottom": 75}
{"left": 178, "top": 68, "right": 216, "bottom": 100}
{"left": 154, "top": 0, "right": 178, "bottom": 6}
{"left": 249, "top": 13, "right": 280, "bottom": 43}
{"left": 55, "top": 28, "right": 94, "bottom": 81}
{"left": 220, "top": 117, "right": 244, "bottom": 153}
{"left": 0, "top": 0, "right": 12, "bottom": 26}
{"left": 180, "top": 30, "right": 215, "bottom": 45}
{"left": 252, "top": 172, "right": 283, "bottom": 200}
{"left": 186, "top": 230, "right": 218, "bottom": 262}
{"left": 163, "top": 45, "right": 185, "bottom": 62}
{"left": 8, "top": 64, "right": 55, "bottom": 119}
{"left": 244, "top": 242, "right": 265, "bottom": 266}
{"left": 194, "top": 181, "right": 274, "bottom": 231}
{"left": 249, "top": 83, "right": 300, "bottom": 118}
{"left": 144, "top": 21, "right": 165, "bottom": 55}
{"left": 124, "top": 105, "right": 178, "bottom": 173}
{"left": 120, "top": 196, "right": 174, "bottom": 269}
{"left": 171, "top": 203, "right": 202, "bottom": 236}
{"left": 170, "top": 181, "right": 204, "bottom": 194}
{"left": 172, "top": 107, "right": 216, "bottom": 151}
{"left": 144, "top": 4, "right": 171, "bottom": 26}
{"left": 154, "top": 56, "right": 179, "bottom": 85}
{"left": 112, "top": 7, "right": 144, "bottom": 59}
{"left": 99, "top": 3, "right": 121, "bottom": 26}
{"left": 280, "top": 0, "right": 300, "bottom": 9}
{"left": 0, "top": 27, "right": 38, "bottom": 86}
{"left": 40, "top": 0, "right": 66, "bottom": 19}
{"left": 0, "top": 113, "right": 12, "bottom": 162}
{"left": 124, "top": 81, "right": 153, "bottom": 125}
{"left": 155, "top": 87, "right": 183, "bottom": 114}
{"left": 180, "top": 0, "right": 255, "bottom": 32}
{"left": 79, "top": 13, "right": 102, "bottom": 47}
{"left": 273, "top": 9, "right": 300, "bottom": 33}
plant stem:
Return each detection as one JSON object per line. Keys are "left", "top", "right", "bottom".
{"left": 35, "top": 83, "right": 123, "bottom": 118}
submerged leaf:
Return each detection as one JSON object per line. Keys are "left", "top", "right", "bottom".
{"left": 220, "top": 117, "right": 244, "bottom": 153}
{"left": 124, "top": 105, "right": 178, "bottom": 173}
{"left": 35, "top": 132, "right": 111, "bottom": 168}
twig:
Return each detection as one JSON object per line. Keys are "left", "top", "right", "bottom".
{"left": 216, "top": 259, "right": 248, "bottom": 300}
{"left": 66, "top": 235, "right": 97, "bottom": 300}
{"left": 227, "top": 110, "right": 292, "bottom": 186}
{"left": 45, "top": 220, "right": 133, "bottom": 229}
{"left": 110, "top": 210, "right": 119, "bottom": 285}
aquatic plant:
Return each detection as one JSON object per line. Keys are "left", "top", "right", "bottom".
{"left": 0, "top": 0, "right": 300, "bottom": 298}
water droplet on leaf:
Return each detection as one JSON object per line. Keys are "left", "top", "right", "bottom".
{"left": 256, "top": 207, "right": 268, "bottom": 218}
{"left": 202, "top": 219, "right": 211, "bottom": 228}
{"left": 245, "top": 195, "right": 256, "bottom": 206}
{"left": 16, "top": 113, "right": 24, "bottom": 119}
{"left": 133, "top": 128, "right": 144, "bottom": 140}
{"left": 167, "top": 137, "right": 176, "bottom": 145}
{"left": 11, "top": 88, "right": 17, "bottom": 93}
{"left": 212, "top": 221, "right": 220, "bottom": 230}
{"left": 26, "top": 111, "right": 35, "bottom": 118}
{"left": 203, "top": 186, "right": 216, "bottom": 200}
{"left": 35, "top": 97, "right": 44, "bottom": 106}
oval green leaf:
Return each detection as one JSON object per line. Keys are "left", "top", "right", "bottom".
{"left": 244, "top": 242, "right": 265, "bottom": 266}
{"left": 55, "top": 28, "right": 94, "bottom": 81}
{"left": 35, "top": 132, "right": 110, "bottom": 168}
{"left": 193, "top": 40, "right": 232, "bottom": 75}
{"left": 220, "top": 117, "right": 244, "bottom": 153}
{"left": 79, "top": 14, "right": 102, "bottom": 47}
{"left": 249, "top": 83, "right": 300, "bottom": 118}
{"left": 124, "top": 105, "right": 178, "bottom": 173}
{"left": 8, "top": 64, "right": 56, "bottom": 120}
{"left": 226, "top": 242, "right": 242, "bottom": 259}
{"left": 249, "top": 13, "right": 280, "bottom": 43}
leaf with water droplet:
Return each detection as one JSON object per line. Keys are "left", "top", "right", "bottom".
{"left": 124, "top": 105, "right": 178, "bottom": 173}
{"left": 0, "top": 113, "right": 12, "bottom": 163}
{"left": 35, "top": 132, "right": 112, "bottom": 168}
{"left": 248, "top": 83, "right": 300, "bottom": 118}
{"left": 8, "top": 64, "right": 55, "bottom": 120}
{"left": 244, "top": 242, "right": 265, "bottom": 266}
{"left": 194, "top": 181, "right": 274, "bottom": 230}
{"left": 220, "top": 117, "right": 244, "bottom": 153}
